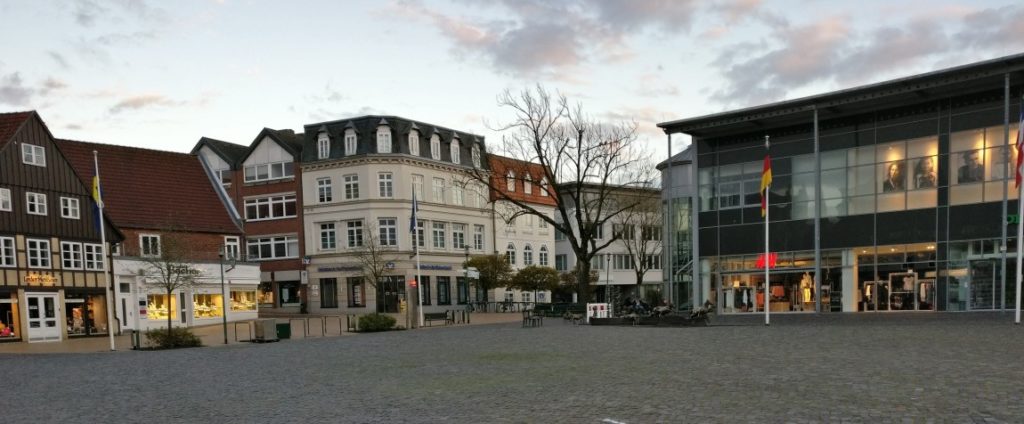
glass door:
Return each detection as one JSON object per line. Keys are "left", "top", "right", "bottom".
{"left": 968, "top": 260, "right": 998, "bottom": 310}
{"left": 26, "top": 293, "right": 60, "bottom": 342}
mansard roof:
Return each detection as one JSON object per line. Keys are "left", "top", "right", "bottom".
{"left": 302, "top": 115, "right": 489, "bottom": 170}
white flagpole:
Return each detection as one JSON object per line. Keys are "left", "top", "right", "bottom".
{"left": 413, "top": 184, "right": 424, "bottom": 328}
{"left": 94, "top": 151, "right": 116, "bottom": 351}
{"left": 765, "top": 135, "right": 771, "bottom": 326}
{"left": 1016, "top": 97, "right": 1023, "bottom": 324}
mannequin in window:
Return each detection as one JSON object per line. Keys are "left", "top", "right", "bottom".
{"left": 958, "top": 150, "right": 983, "bottom": 183}
{"left": 800, "top": 272, "right": 813, "bottom": 305}
{"left": 914, "top": 157, "right": 937, "bottom": 189}
{"left": 882, "top": 162, "right": 905, "bottom": 192}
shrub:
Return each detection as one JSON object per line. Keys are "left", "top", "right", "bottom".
{"left": 144, "top": 327, "right": 203, "bottom": 349}
{"left": 358, "top": 313, "right": 396, "bottom": 332}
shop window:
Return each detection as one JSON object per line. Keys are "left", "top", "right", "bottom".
{"left": 456, "top": 277, "right": 468, "bottom": 304}
{"left": 258, "top": 283, "right": 274, "bottom": 306}
{"left": 192, "top": 294, "right": 224, "bottom": 318}
{"left": 422, "top": 277, "right": 432, "bottom": 305}
{"left": 147, "top": 294, "right": 177, "bottom": 320}
{"left": 348, "top": 277, "right": 365, "bottom": 307}
{"left": 320, "top": 278, "right": 338, "bottom": 308}
{"left": 230, "top": 290, "right": 257, "bottom": 311}
{"left": 0, "top": 296, "right": 17, "bottom": 339}
{"left": 66, "top": 293, "right": 107, "bottom": 336}
{"left": 279, "top": 282, "right": 300, "bottom": 306}
{"left": 437, "top": 277, "right": 451, "bottom": 305}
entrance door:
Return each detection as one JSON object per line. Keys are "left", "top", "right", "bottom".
{"left": 378, "top": 277, "right": 401, "bottom": 313}
{"left": 969, "top": 260, "right": 998, "bottom": 310}
{"left": 26, "top": 293, "right": 60, "bottom": 342}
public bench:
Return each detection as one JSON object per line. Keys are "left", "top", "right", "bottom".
{"left": 424, "top": 311, "right": 453, "bottom": 326}
{"left": 521, "top": 309, "right": 543, "bottom": 328}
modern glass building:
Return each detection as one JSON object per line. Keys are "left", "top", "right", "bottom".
{"left": 659, "top": 54, "right": 1024, "bottom": 314}
{"left": 659, "top": 148, "right": 695, "bottom": 309}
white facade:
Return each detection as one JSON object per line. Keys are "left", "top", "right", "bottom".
{"left": 493, "top": 200, "right": 555, "bottom": 304}
{"left": 303, "top": 156, "right": 492, "bottom": 314}
{"left": 113, "top": 257, "right": 261, "bottom": 331}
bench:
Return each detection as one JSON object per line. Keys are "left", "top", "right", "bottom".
{"left": 424, "top": 311, "right": 453, "bottom": 327}
{"left": 522, "top": 310, "right": 543, "bottom": 328}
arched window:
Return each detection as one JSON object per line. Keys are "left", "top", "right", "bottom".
{"left": 471, "top": 145, "right": 481, "bottom": 168}
{"left": 408, "top": 131, "right": 419, "bottom": 156}
{"left": 524, "top": 175, "right": 532, "bottom": 194}
{"left": 539, "top": 246, "right": 549, "bottom": 267}
{"left": 450, "top": 139, "right": 460, "bottom": 164}
{"left": 505, "top": 243, "right": 516, "bottom": 265}
{"left": 430, "top": 134, "right": 441, "bottom": 160}
{"left": 317, "top": 131, "right": 330, "bottom": 159}
{"left": 523, "top": 244, "right": 533, "bottom": 266}
{"left": 506, "top": 171, "right": 515, "bottom": 192}
{"left": 376, "top": 126, "right": 391, "bottom": 153}
{"left": 540, "top": 177, "right": 549, "bottom": 197}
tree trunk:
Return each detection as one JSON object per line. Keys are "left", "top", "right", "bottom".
{"left": 167, "top": 288, "right": 173, "bottom": 335}
{"left": 576, "top": 259, "right": 592, "bottom": 302}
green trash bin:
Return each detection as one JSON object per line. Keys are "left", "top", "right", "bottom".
{"left": 276, "top": 323, "right": 291, "bottom": 339}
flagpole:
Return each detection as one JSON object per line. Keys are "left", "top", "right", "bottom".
{"left": 94, "top": 151, "right": 116, "bottom": 350}
{"left": 413, "top": 183, "right": 424, "bottom": 328}
{"left": 764, "top": 136, "right": 770, "bottom": 326}
{"left": 1016, "top": 95, "right": 1024, "bottom": 324}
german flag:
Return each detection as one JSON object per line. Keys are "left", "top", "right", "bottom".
{"left": 760, "top": 154, "right": 772, "bottom": 217}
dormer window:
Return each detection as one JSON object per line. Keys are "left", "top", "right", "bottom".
{"left": 540, "top": 177, "right": 549, "bottom": 196}
{"left": 524, "top": 175, "right": 532, "bottom": 194}
{"left": 376, "top": 126, "right": 391, "bottom": 153}
{"left": 471, "top": 145, "right": 481, "bottom": 168}
{"left": 450, "top": 139, "right": 460, "bottom": 164}
{"left": 344, "top": 129, "right": 357, "bottom": 156}
{"left": 409, "top": 131, "right": 420, "bottom": 156}
{"left": 430, "top": 134, "right": 441, "bottom": 160}
{"left": 506, "top": 171, "right": 515, "bottom": 192}
{"left": 317, "top": 131, "right": 330, "bottom": 159}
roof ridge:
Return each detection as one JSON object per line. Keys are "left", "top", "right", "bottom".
{"left": 57, "top": 138, "right": 196, "bottom": 157}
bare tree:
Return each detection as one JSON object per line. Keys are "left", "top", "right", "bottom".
{"left": 353, "top": 223, "right": 401, "bottom": 310}
{"left": 134, "top": 231, "right": 199, "bottom": 334}
{"left": 612, "top": 189, "right": 663, "bottom": 300}
{"left": 464, "top": 85, "right": 657, "bottom": 299}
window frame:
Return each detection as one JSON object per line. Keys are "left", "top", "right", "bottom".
{"left": 27, "top": 238, "right": 51, "bottom": 269}
{"left": 473, "top": 224, "right": 484, "bottom": 251}
{"left": 224, "top": 236, "right": 240, "bottom": 260}
{"left": 430, "top": 134, "right": 441, "bottom": 160}
{"left": 378, "top": 172, "right": 394, "bottom": 198}
{"left": 61, "top": 241, "right": 84, "bottom": 270}
{"left": 317, "top": 177, "right": 333, "bottom": 203}
{"left": 140, "top": 234, "right": 161, "bottom": 258}
{"left": 432, "top": 222, "right": 447, "bottom": 249}
{"left": 319, "top": 222, "right": 337, "bottom": 251}
{"left": 244, "top": 194, "right": 298, "bottom": 221}
{"left": 344, "top": 130, "right": 357, "bottom": 156}
{"left": 21, "top": 143, "right": 46, "bottom": 167}
{"left": 408, "top": 131, "right": 420, "bottom": 156}
{"left": 243, "top": 161, "right": 294, "bottom": 183}
{"left": 84, "top": 243, "right": 105, "bottom": 270}
{"left": 450, "top": 139, "right": 460, "bottom": 164}
{"left": 376, "top": 126, "right": 392, "bottom": 153}
{"left": 346, "top": 220, "right": 364, "bottom": 248}
{"left": 0, "top": 188, "right": 10, "bottom": 211}
{"left": 0, "top": 236, "right": 15, "bottom": 267}
{"left": 344, "top": 174, "right": 360, "bottom": 200}
{"left": 26, "top": 192, "right": 47, "bottom": 216}
{"left": 317, "top": 132, "right": 330, "bottom": 159}
{"left": 245, "top": 235, "right": 300, "bottom": 261}
{"left": 378, "top": 218, "right": 398, "bottom": 246}
{"left": 60, "top": 197, "right": 80, "bottom": 219}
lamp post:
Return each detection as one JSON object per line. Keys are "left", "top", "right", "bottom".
{"left": 218, "top": 248, "right": 228, "bottom": 345}
{"left": 605, "top": 255, "right": 612, "bottom": 316}
{"left": 464, "top": 245, "right": 470, "bottom": 317}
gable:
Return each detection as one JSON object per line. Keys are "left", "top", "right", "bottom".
{"left": 198, "top": 145, "right": 231, "bottom": 171}
{"left": 243, "top": 135, "right": 293, "bottom": 168}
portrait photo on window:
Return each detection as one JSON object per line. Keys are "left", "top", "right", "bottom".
{"left": 881, "top": 161, "right": 905, "bottom": 192}
{"left": 913, "top": 157, "right": 937, "bottom": 189}
{"left": 957, "top": 150, "right": 984, "bottom": 184}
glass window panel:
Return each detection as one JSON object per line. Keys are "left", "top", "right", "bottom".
{"left": 821, "top": 150, "right": 846, "bottom": 170}
{"left": 907, "top": 136, "right": 938, "bottom": 158}
{"left": 699, "top": 168, "right": 714, "bottom": 186}
{"left": 906, "top": 188, "right": 937, "bottom": 210}
{"left": 743, "top": 160, "right": 764, "bottom": 175}
{"left": 876, "top": 141, "right": 906, "bottom": 164}
{"left": 743, "top": 180, "right": 760, "bottom": 206}
{"left": 878, "top": 161, "right": 907, "bottom": 193}
{"left": 950, "top": 129, "right": 985, "bottom": 154}
{"left": 699, "top": 185, "right": 716, "bottom": 211}
{"left": 848, "top": 195, "right": 874, "bottom": 215}
{"left": 986, "top": 145, "right": 1011, "bottom": 181}
{"left": 848, "top": 165, "right": 875, "bottom": 196}
{"left": 848, "top": 145, "right": 875, "bottom": 166}
{"left": 951, "top": 149, "right": 984, "bottom": 185}
{"left": 822, "top": 198, "right": 846, "bottom": 217}
{"left": 791, "top": 154, "right": 815, "bottom": 173}
{"left": 791, "top": 200, "right": 815, "bottom": 220}
{"left": 876, "top": 192, "right": 905, "bottom": 212}
{"left": 949, "top": 183, "right": 983, "bottom": 205}
{"left": 983, "top": 181, "right": 1007, "bottom": 202}
{"left": 909, "top": 156, "right": 938, "bottom": 190}
{"left": 719, "top": 164, "right": 741, "bottom": 180}
{"left": 821, "top": 169, "right": 847, "bottom": 200}
{"left": 985, "top": 125, "right": 1010, "bottom": 147}
{"left": 718, "top": 182, "right": 740, "bottom": 208}
{"left": 791, "top": 172, "right": 815, "bottom": 202}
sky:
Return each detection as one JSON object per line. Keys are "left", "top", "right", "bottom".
{"left": 1, "top": 0, "right": 1023, "bottom": 160}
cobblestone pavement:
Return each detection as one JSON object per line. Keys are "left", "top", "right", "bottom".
{"left": 5, "top": 312, "right": 1024, "bottom": 423}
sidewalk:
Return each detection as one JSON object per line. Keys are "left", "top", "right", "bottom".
{"left": 0, "top": 312, "right": 523, "bottom": 354}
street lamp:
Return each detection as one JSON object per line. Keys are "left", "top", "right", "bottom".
{"left": 218, "top": 246, "right": 236, "bottom": 345}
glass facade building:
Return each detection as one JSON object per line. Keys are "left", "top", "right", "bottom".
{"left": 659, "top": 54, "right": 1024, "bottom": 314}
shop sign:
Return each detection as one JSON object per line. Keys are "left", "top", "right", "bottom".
{"left": 318, "top": 264, "right": 361, "bottom": 272}
{"left": 755, "top": 253, "right": 777, "bottom": 269}
{"left": 24, "top": 273, "right": 58, "bottom": 285}
{"left": 418, "top": 264, "right": 453, "bottom": 271}
{"left": 1009, "top": 214, "right": 1020, "bottom": 224}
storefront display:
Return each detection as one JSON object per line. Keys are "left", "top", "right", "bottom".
{"left": 147, "top": 294, "right": 177, "bottom": 320}
{"left": 192, "top": 294, "right": 223, "bottom": 319}
{"left": 231, "top": 290, "right": 257, "bottom": 311}
{"left": 0, "top": 293, "right": 19, "bottom": 341}
{"left": 65, "top": 292, "right": 107, "bottom": 336}
{"left": 258, "top": 283, "right": 274, "bottom": 306}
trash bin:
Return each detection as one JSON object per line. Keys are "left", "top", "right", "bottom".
{"left": 276, "top": 323, "right": 291, "bottom": 339}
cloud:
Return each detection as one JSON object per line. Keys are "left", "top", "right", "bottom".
{"left": 109, "top": 94, "right": 185, "bottom": 114}
{"left": 395, "top": 0, "right": 700, "bottom": 78}
{"left": 73, "top": 0, "right": 106, "bottom": 27}
{"left": 953, "top": 5, "right": 1024, "bottom": 52}
{"left": 635, "top": 72, "right": 680, "bottom": 98}
{"left": 48, "top": 51, "right": 71, "bottom": 69}
{"left": 0, "top": 73, "right": 33, "bottom": 106}
{"left": 73, "top": 0, "right": 169, "bottom": 27}
{"left": 308, "top": 106, "right": 386, "bottom": 123}
{"left": 39, "top": 77, "right": 68, "bottom": 96}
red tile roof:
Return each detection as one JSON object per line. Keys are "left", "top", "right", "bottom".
{"left": 0, "top": 111, "right": 34, "bottom": 149}
{"left": 56, "top": 139, "right": 241, "bottom": 235}
{"left": 488, "top": 155, "right": 558, "bottom": 207}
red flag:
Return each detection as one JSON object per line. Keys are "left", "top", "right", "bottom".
{"left": 1016, "top": 106, "right": 1024, "bottom": 188}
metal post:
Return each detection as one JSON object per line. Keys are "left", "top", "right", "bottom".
{"left": 765, "top": 135, "right": 771, "bottom": 326}
{"left": 1002, "top": 73, "right": 1009, "bottom": 311}
{"left": 665, "top": 133, "right": 674, "bottom": 307}
{"left": 93, "top": 151, "right": 116, "bottom": 351}
{"left": 606, "top": 255, "right": 612, "bottom": 316}
{"left": 813, "top": 107, "right": 822, "bottom": 313}
{"left": 219, "top": 248, "right": 228, "bottom": 345}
